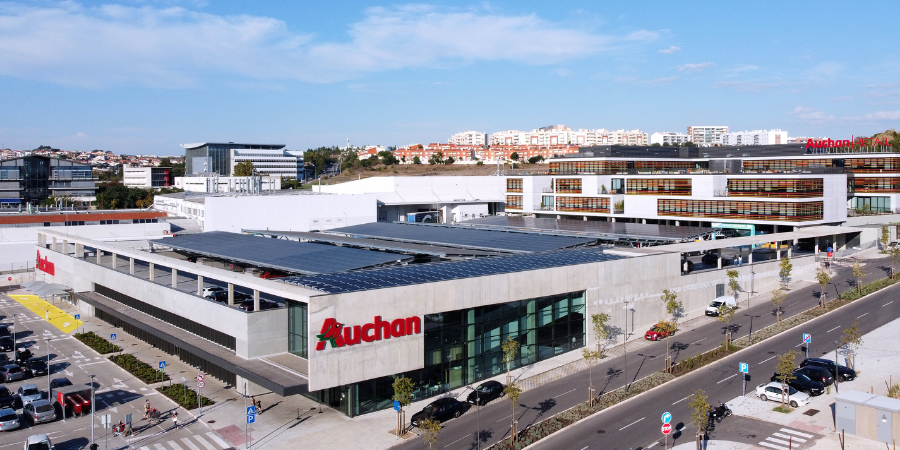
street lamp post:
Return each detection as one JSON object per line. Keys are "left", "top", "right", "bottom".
{"left": 623, "top": 301, "right": 629, "bottom": 391}
{"left": 45, "top": 338, "right": 51, "bottom": 399}
{"left": 834, "top": 341, "right": 840, "bottom": 393}
{"left": 464, "top": 386, "right": 481, "bottom": 450}
{"left": 90, "top": 374, "right": 96, "bottom": 446}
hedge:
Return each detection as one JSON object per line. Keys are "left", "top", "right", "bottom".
{"left": 109, "top": 353, "right": 170, "bottom": 384}
{"left": 74, "top": 332, "right": 121, "bottom": 354}
{"left": 157, "top": 384, "right": 215, "bottom": 410}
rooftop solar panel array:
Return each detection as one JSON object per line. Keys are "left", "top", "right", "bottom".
{"left": 280, "top": 248, "right": 623, "bottom": 294}
{"left": 244, "top": 230, "right": 499, "bottom": 257}
{"left": 153, "top": 231, "right": 409, "bottom": 275}
{"left": 458, "top": 216, "right": 713, "bottom": 242}
{"left": 327, "top": 222, "right": 595, "bottom": 253}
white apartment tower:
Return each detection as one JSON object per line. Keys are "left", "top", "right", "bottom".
{"left": 448, "top": 131, "right": 488, "bottom": 146}
{"left": 490, "top": 126, "right": 648, "bottom": 146}
{"left": 687, "top": 126, "right": 729, "bottom": 146}
{"left": 718, "top": 129, "right": 788, "bottom": 146}
{"left": 650, "top": 132, "right": 691, "bottom": 146}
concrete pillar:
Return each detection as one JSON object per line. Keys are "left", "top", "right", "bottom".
{"left": 611, "top": 217, "right": 616, "bottom": 222}
{"left": 52, "top": 237, "right": 57, "bottom": 252}
{"left": 149, "top": 263, "right": 155, "bottom": 281}
{"left": 583, "top": 216, "right": 588, "bottom": 221}
{"left": 253, "top": 290, "right": 260, "bottom": 312}
{"left": 62, "top": 240, "right": 68, "bottom": 255}
{"left": 788, "top": 247, "right": 792, "bottom": 258}
{"left": 129, "top": 258, "right": 135, "bottom": 275}
{"left": 675, "top": 221, "right": 680, "bottom": 226}
{"left": 197, "top": 276, "right": 204, "bottom": 296}
{"left": 111, "top": 253, "right": 117, "bottom": 269}
{"left": 815, "top": 244, "right": 819, "bottom": 255}
{"left": 747, "top": 253, "right": 753, "bottom": 264}
{"left": 228, "top": 283, "right": 234, "bottom": 306}
{"left": 172, "top": 269, "right": 178, "bottom": 288}
{"left": 717, "top": 255, "right": 722, "bottom": 270}
{"left": 75, "top": 243, "right": 84, "bottom": 259}
{"left": 642, "top": 219, "right": 647, "bottom": 224}
{"left": 776, "top": 249, "right": 781, "bottom": 260}
{"left": 96, "top": 249, "right": 101, "bottom": 264}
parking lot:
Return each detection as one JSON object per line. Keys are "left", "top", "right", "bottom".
{"left": 0, "top": 290, "right": 236, "bottom": 450}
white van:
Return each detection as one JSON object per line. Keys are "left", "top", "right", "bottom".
{"left": 705, "top": 296, "right": 737, "bottom": 316}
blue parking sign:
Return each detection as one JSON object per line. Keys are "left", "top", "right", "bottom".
{"left": 394, "top": 400, "right": 401, "bottom": 411}
{"left": 247, "top": 414, "right": 255, "bottom": 424}
{"left": 739, "top": 362, "right": 748, "bottom": 373}
{"left": 247, "top": 406, "right": 256, "bottom": 415}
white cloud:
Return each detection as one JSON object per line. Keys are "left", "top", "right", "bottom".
{"left": 677, "top": 62, "right": 715, "bottom": 72}
{"left": 74, "top": 131, "right": 88, "bottom": 138}
{"left": 658, "top": 45, "right": 680, "bottom": 54}
{"left": 855, "top": 110, "right": 900, "bottom": 121}
{"left": 791, "top": 106, "right": 900, "bottom": 124}
{"left": 0, "top": 2, "right": 660, "bottom": 87}
{"left": 790, "top": 106, "right": 835, "bottom": 123}
{"left": 716, "top": 80, "right": 793, "bottom": 93}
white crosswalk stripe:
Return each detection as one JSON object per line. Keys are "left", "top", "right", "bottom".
{"left": 206, "top": 432, "right": 230, "bottom": 448}
{"left": 139, "top": 447, "right": 151, "bottom": 450}
{"left": 758, "top": 442, "right": 788, "bottom": 450}
{"left": 167, "top": 441, "right": 184, "bottom": 450}
{"left": 136, "top": 435, "right": 226, "bottom": 450}
{"left": 180, "top": 437, "right": 202, "bottom": 450}
{"left": 780, "top": 427, "right": 814, "bottom": 438}
{"left": 758, "top": 427, "right": 815, "bottom": 450}
{"left": 154, "top": 444, "right": 168, "bottom": 450}
{"left": 773, "top": 432, "right": 807, "bottom": 442}
{"left": 193, "top": 435, "right": 218, "bottom": 450}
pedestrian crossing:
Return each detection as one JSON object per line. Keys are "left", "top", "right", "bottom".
{"left": 135, "top": 432, "right": 234, "bottom": 450}
{"left": 758, "top": 427, "right": 814, "bottom": 450}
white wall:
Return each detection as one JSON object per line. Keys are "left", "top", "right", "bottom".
{"left": 203, "top": 193, "right": 377, "bottom": 233}
{"left": 315, "top": 176, "right": 505, "bottom": 204}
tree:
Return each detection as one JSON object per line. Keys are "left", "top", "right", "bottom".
{"left": 660, "top": 289, "right": 683, "bottom": 371}
{"left": 770, "top": 288, "right": 786, "bottom": 324}
{"left": 715, "top": 303, "right": 739, "bottom": 347}
{"left": 851, "top": 259, "right": 866, "bottom": 295}
{"left": 815, "top": 268, "right": 831, "bottom": 308}
{"left": 651, "top": 143, "right": 661, "bottom": 147}
{"left": 501, "top": 336, "right": 520, "bottom": 385}
{"left": 889, "top": 244, "right": 900, "bottom": 279}
{"left": 428, "top": 152, "right": 443, "bottom": 165}
{"left": 528, "top": 155, "right": 544, "bottom": 164}
{"left": 412, "top": 156, "right": 422, "bottom": 164}
{"left": 726, "top": 269, "right": 741, "bottom": 300}
{"left": 774, "top": 351, "right": 798, "bottom": 409}
{"left": 583, "top": 312, "right": 612, "bottom": 405}
{"left": 444, "top": 156, "right": 455, "bottom": 165}
{"left": 303, "top": 149, "right": 332, "bottom": 176}
{"left": 378, "top": 151, "right": 399, "bottom": 166}
{"left": 840, "top": 319, "right": 863, "bottom": 369}
{"left": 419, "top": 417, "right": 441, "bottom": 449}
{"left": 779, "top": 257, "right": 793, "bottom": 289}
{"left": 582, "top": 347, "right": 601, "bottom": 406}
{"left": 688, "top": 389, "right": 710, "bottom": 450}
{"left": 233, "top": 160, "right": 255, "bottom": 176}
{"left": 392, "top": 376, "right": 414, "bottom": 436}
{"left": 881, "top": 225, "right": 890, "bottom": 251}
{"left": 503, "top": 381, "right": 523, "bottom": 443}
{"left": 510, "top": 152, "right": 519, "bottom": 161}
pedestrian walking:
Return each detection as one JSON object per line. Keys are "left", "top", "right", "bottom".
{"left": 256, "top": 398, "right": 262, "bottom": 415}
{"left": 172, "top": 411, "right": 179, "bottom": 430}
{"left": 124, "top": 421, "right": 135, "bottom": 437}
{"left": 143, "top": 400, "right": 151, "bottom": 420}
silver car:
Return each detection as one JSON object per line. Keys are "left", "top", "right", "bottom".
{"left": 0, "top": 365, "right": 24, "bottom": 383}
{"left": 23, "top": 400, "right": 55, "bottom": 425}
{"left": 17, "top": 385, "right": 42, "bottom": 407}
{"left": 0, "top": 407, "right": 19, "bottom": 431}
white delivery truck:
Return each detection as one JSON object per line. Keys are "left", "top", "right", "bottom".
{"left": 705, "top": 295, "right": 737, "bottom": 316}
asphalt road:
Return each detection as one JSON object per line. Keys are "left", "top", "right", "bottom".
{"left": 394, "top": 256, "right": 890, "bottom": 450}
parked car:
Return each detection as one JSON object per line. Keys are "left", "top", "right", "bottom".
{"left": 259, "top": 271, "right": 287, "bottom": 279}
{"left": 24, "top": 434, "right": 54, "bottom": 450}
{"left": 795, "top": 366, "right": 834, "bottom": 387}
{"left": 701, "top": 252, "right": 733, "bottom": 267}
{"left": 0, "top": 337, "right": 13, "bottom": 352}
{"left": 48, "top": 378, "right": 71, "bottom": 390}
{"left": 201, "top": 286, "right": 225, "bottom": 298}
{"left": 21, "top": 359, "right": 48, "bottom": 378}
{"left": 410, "top": 398, "right": 465, "bottom": 427}
{"left": 0, "top": 407, "right": 19, "bottom": 431}
{"left": 644, "top": 322, "right": 675, "bottom": 341}
{"left": 0, "top": 386, "right": 18, "bottom": 409}
{"left": 705, "top": 296, "right": 737, "bottom": 317}
{"left": 238, "top": 299, "right": 278, "bottom": 312}
{"left": 755, "top": 382, "right": 811, "bottom": 408}
{"left": 14, "top": 349, "right": 33, "bottom": 366}
{"left": 770, "top": 372, "right": 825, "bottom": 396}
{"left": 0, "top": 354, "right": 7, "bottom": 365}
{"left": 23, "top": 400, "right": 56, "bottom": 425}
{"left": 0, "top": 365, "right": 24, "bottom": 383}
{"left": 17, "top": 385, "right": 42, "bottom": 407}
{"left": 466, "top": 380, "right": 504, "bottom": 405}
{"left": 800, "top": 358, "right": 856, "bottom": 382}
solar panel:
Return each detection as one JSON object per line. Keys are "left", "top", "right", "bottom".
{"left": 152, "top": 231, "right": 409, "bottom": 275}
{"left": 280, "top": 248, "right": 623, "bottom": 294}
{"left": 457, "top": 216, "right": 713, "bottom": 242}
{"left": 327, "top": 222, "right": 595, "bottom": 253}
{"left": 243, "top": 230, "right": 499, "bottom": 257}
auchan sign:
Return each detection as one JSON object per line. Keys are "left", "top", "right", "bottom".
{"left": 315, "top": 316, "right": 421, "bottom": 351}
{"left": 806, "top": 137, "right": 891, "bottom": 149}
{"left": 36, "top": 250, "right": 55, "bottom": 275}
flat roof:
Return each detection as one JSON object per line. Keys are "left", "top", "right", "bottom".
{"left": 658, "top": 226, "right": 860, "bottom": 253}
{"left": 326, "top": 222, "right": 596, "bottom": 253}
{"left": 457, "top": 217, "right": 715, "bottom": 244}
{"left": 281, "top": 248, "right": 624, "bottom": 294}
{"left": 244, "top": 230, "right": 499, "bottom": 257}
{"left": 152, "top": 231, "right": 411, "bottom": 275}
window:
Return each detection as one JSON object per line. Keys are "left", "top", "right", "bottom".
{"left": 850, "top": 197, "right": 891, "bottom": 213}
{"left": 727, "top": 178, "right": 823, "bottom": 198}
{"left": 505, "top": 195, "right": 523, "bottom": 210}
{"left": 626, "top": 178, "right": 691, "bottom": 195}
{"left": 657, "top": 199, "right": 824, "bottom": 222}
{"left": 554, "top": 178, "right": 582, "bottom": 194}
{"left": 555, "top": 196, "right": 609, "bottom": 213}
{"left": 852, "top": 177, "right": 900, "bottom": 193}
{"left": 288, "top": 301, "right": 309, "bottom": 358}
{"left": 506, "top": 178, "right": 523, "bottom": 193}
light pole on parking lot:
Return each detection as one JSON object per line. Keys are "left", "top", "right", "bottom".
{"left": 45, "top": 338, "right": 51, "bottom": 400}
{"left": 463, "top": 385, "right": 481, "bottom": 450}
{"left": 90, "top": 374, "right": 96, "bottom": 446}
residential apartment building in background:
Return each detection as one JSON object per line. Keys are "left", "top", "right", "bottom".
{"left": 687, "top": 126, "right": 729, "bottom": 146}
{"left": 650, "top": 132, "right": 692, "bottom": 146}
{"left": 123, "top": 165, "right": 172, "bottom": 189}
{"left": 181, "top": 142, "right": 303, "bottom": 179}
{"left": 719, "top": 129, "right": 788, "bottom": 146}
{"left": 490, "top": 126, "right": 648, "bottom": 147}
{"left": 448, "top": 131, "right": 487, "bottom": 146}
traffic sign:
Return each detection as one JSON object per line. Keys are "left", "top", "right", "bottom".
{"left": 662, "top": 423, "right": 672, "bottom": 435}
{"left": 110, "top": 333, "right": 117, "bottom": 340}
{"left": 661, "top": 412, "right": 671, "bottom": 424}
{"left": 159, "top": 361, "right": 166, "bottom": 370}
{"left": 394, "top": 400, "right": 402, "bottom": 412}
{"left": 828, "top": 251, "right": 833, "bottom": 257}
{"left": 247, "top": 414, "right": 255, "bottom": 424}
{"left": 803, "top": 333, "right": 811, "bottom": 343}
{"left": 827, "top": 247, "right": 833, "bottom": 252}
{"left": 739, "top": 362, "right": 749, "bottom": 373}
{"left": 74, "top": 314, "right": 80, "bottom": 320}
{"left": 198, "top": 381, "right": 205, "bottom": 389}
{"left": 197, "top": 373, "right": 205, "bottom": 382}
{"left": 7, "top": 277, "right": 10, "bottom": 281}
{"left": 182, "top": 377, "right": 187, "bottom": 383}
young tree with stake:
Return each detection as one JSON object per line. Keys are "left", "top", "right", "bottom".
{"left": 582, "top": 313, "right": 611, "bottom": 405}
{"left": 716, "top": 304, "right": 739, "bottom": 347}
{"left": 851, "top": 259, "right": 866, "bottom": 295}
{"left": 779, "top": 256, "right": 793, "bottom": 289}
{"left": 770, "top": 288, "right": 786, "bottom": 324}
{"left": 840, "top": 319, "right": 863, "bottom": 369}
{"left": 889, "top": 244, "right": 900, "bottom": 279}
{"left": 392, "top": 376, "right": 414, "bottom": 436}
{"left": 689, "top": 389, "right": 710, "bottom": 450}
{"left": 503, "top": 382, "right": 523, "bottom": 443}
{"left": 419, "top": 418, "right": 441, "bottom": 449}
{"left": 501, "top": 336, "right": 520, "bottom": 385}
{"left": 775, "top": 351, "right": 798, "bottom": 409}
{"left": 816, "top": 268, "right": 831, "bottom": 308}
{"left": 726, "top": 269, "right": 741, "bottom": 302}
{"left": 660, "top": 289, "right": 683, "bottom": 372}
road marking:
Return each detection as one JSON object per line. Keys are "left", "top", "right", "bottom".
{"left": 446, "top": 434, "right": 469, "bottom": 447}
{"left": 827, "top": 326, "right": 840, "bottom": 333}
{"left": 167, "top": 442, "right": 185, "bottom": 450}
{"left": 794, "top": 343, "right": 803, "bottom": 347}
{"left": 759, "top": 356, "right": 776, "bottom": 364}
{"left": 757, "top": 441, "right": 788, "bottom": 450}
{"left": 154, "top": 444, "right": 167, "bottom": 450}
{"left": 765, "top": 437, "right": 791, "bottom": 446}
{"left": 691, "top": 338, "right": 706, "bottom": 345}
{"left": 646, "top": 441, "right": 658, "bottom": 448}
{"left": 496, "top": 414, "right": 511, "bottom": 423}
{"left": 556, "top": 388, "right": 577, "bottom": 397}
{"left": 857, "top": 312, "right": 869, "bottom": 319}
{"left": 779, "top": 428, "right": 814, "bottom": 438}
{"left": 884, "top": 301, "right": 894, "bottom": 307}
{"left": 581, "top": 447, "right": 589, "bottom": 450}
{"left": 772, "top": 432, "right": 806, "bottom": 442}
{"left": 180, "top": 439, "right": 202, "bottom": 450}
{"left": 192, "top": 436, "right": 217, "bottom": 450}
{"left": 205, "top": 432, "right": 230, "bottom": 449}
{"left": 672, "top": 396, "right": 689, "bottom": 405}
{"left": 717, "top": 374, "right": 738, "bottom": 384}
{"left": 619, "top": 417, "right": 644, "bottom": 430}
{"left": 139, "top": 447, "right": 151, "bottom": 450}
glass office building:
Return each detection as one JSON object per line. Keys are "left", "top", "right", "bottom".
{"left": 0, "top": 156, "right": 95, "bottom": 206}
{"left": 301, "top": 290, "right": 586, "bottom": 417}
{"left": 182, "top": 143, "right": 286, "bottom": 176}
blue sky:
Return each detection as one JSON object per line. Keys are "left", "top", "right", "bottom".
{"left": 0, "top": 0, "right": 898, "bottom": 155}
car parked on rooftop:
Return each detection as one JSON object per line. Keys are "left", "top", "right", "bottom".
{"left": 23, "top": 400, "right": 56, "bottom": 425}
{"left": 755, "top": 382, "right": 810, "bottom": 408}
{"left": 0, "top": 407, "right": 19, "bottom": 431}
{"left": 17, "top": 385, "right": 42, "bottom": 407}
{"left": 201, "top": 286, "right": 225, "bottom": 298}
{"left": 24, "top": 434, "right": 54, "bottom": 450}
{"left": 48, "top": 378, "right": 71, "bottom": 390}
{"left": 800, "top": 358, "right": 856, "bottom": 382}
{"left": 238, "top": 299, "right": 278, "bottom": 312}
{"left": 0, "top": 365, "right": 24, "bottom": 383}
{"left": 410, "top": 397, "right": 465, "bottom": 427}
{"left": 21, "top": 358, "right": 48, "bottom": 378}
{"left": 0, "top": 337, "right": 13, "bottom": 352}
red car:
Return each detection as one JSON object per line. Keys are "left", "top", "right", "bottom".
{"left": 644, "top": 322, "right": 675, "bottom": 341}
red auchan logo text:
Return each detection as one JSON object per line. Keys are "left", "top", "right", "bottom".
{"left": 315, "top": 316, "right": 421, "bottom": 351}
{"left": 806, "top": 137, "right": 890, "bottom": 148}
{"left": 36, "top": 250, "right": 55, "bottom": 276}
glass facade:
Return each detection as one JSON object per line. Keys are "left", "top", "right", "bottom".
{"left": 506, "top": 178, "right": 523, "bottom": 193}
{"left": 554, "top": 178, "right": 583, "bottom": 194}
{"left": 288, "top": 301, "right": 309, "bottom": 358}
{"left": 850, "top": 196, "right": 891, "bottom": 213}
{"left": 305, "top": 291, "right": 586, "bottom": 417}
{"left": 852, "top": 177, "right": 900, "bottom": 193}
{"left": 726, "top": 178, "right": 823, "bottom": 198}
{"left": 505, "top": 195, "right": 523, "bottom": 210}
{"left": 555, "top": 196, "right": 610, "bottom": 213}
{"left": 627, "top": 178, "right": 692, "bottom": 195}
{"left": 658, "top": 199, "right": 824, "bottom": 222}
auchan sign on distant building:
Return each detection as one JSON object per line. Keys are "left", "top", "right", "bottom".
{"left": 315, "top": 316, "right": 422, "bottom": 351}
{"left": 806, "top": 137, "right": 891, "bottom": 149}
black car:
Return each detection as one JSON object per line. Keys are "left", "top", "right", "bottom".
{"left": 467, "top": 380, "right": 504, "bottom": 405}
{"left": 795, "top": 366, "right": 834, "bottom": 387}
{"left": 208, "top": 291, "right": 229, "bottom": 303}
{"left": 770, "top": 372, "right": 825, "bottom": 396}
{"left": 410, "top": 398, "right": 465, "bottom": 427}
{"left": 238, "top": 299, "right": 278, "bottom": 312}
{"left": 49, "top": 378, "right": 72, "bottom": 389}
{"left": 0, "top": 386, "right": 17, "bottom": 410}
{"left": 800, "top": 358, "right": 856, "bottom": 382}
{"left": 14, "top": 349, "right": 32, "bottom": 366}
{"left": 0, "top": 337, "right": 12, "bottom": 352}
{"left": 21, "top": 359, "right": 48, "bottom": 378}
{"left": 701, "top": 253, "right": 732, "bottom": 267}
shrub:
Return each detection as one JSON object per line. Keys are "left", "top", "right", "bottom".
{"left": 109, "top": 354, "right": 170, "bottom": 384}
{"left": 74, "top": 332, "right": 121, "bottom": 354}
{"left": 157, "top": 384, "right": 215, "bottom": 410}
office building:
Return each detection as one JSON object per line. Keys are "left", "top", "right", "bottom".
{"left": 123, "top": 166, "right": 173, "bottom": 189}
{"left": 0, "top": 155, "right": 96, "bottom": 206}
{"left": 181, "top": 143, "right": 302, "bottom": 179}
